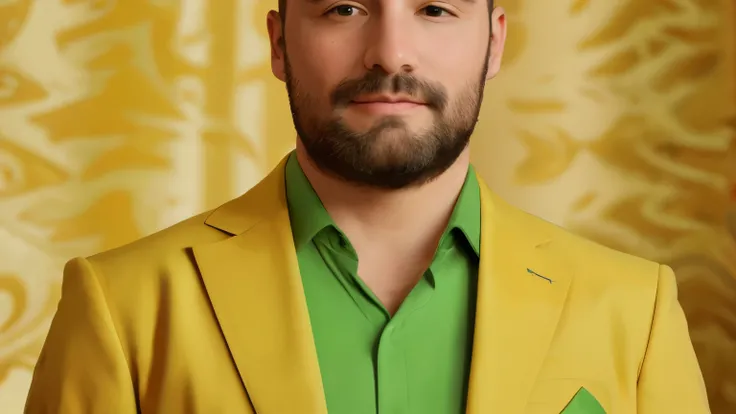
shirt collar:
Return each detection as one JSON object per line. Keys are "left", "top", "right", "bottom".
{"left": 285, "top": 152, "right": 480, "bottom": 256}
{"left": 444, "top": 164, "right": 481, "bottom": 256}
{"left": 285, "top": 152, "right": 336, "bottom": 251}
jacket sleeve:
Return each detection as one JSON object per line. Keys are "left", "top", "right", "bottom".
{"left": 636, "top": 264, "right": 710, "bottom": 413}
{"left": 25, "top": 257, "right": 137, "bottom": 413}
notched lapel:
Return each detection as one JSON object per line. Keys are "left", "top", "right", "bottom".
{"left": 192, "top": 158, "right": 327, "bottom": 414}
{"left": 467, "top": 179, "right": 574, "bottom": 414}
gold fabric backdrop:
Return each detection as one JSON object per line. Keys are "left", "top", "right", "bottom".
{"left": 0, "top": 0, "right": 734, "bottom": 412}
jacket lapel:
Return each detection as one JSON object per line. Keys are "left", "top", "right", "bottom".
{"left": 192, "top": 158, "right": 328, "bottom": 414}
{"left": 467, "top": 178, "right": 573, "bottom": 413}
{"left": 190, "top": 161, "right": 571, "bottom": 413}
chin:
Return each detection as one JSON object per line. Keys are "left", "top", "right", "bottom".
{"left": 366, "top": 139, "right": 425, "bottom": 164}
{"left": 345, "top": 111, "right": 430, "bottom": 131}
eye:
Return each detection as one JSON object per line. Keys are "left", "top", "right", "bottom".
{"left": 327, "top": 4, "right": 363, "bottom": 17}
{"left": 421, "top": 5, "right": 453, "bottom": 18}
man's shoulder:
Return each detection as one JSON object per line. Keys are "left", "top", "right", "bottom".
{"left": 86, "top": 158, "right": 287, "bottom": 272}
{"left": 509, "top": 203, "right": 662, "bottom": 291}
{"left": 85, "top": 208, "right": 227, "bottom": 274}
{"left": 504, "top": 205, "right": 665, "bottom": 342}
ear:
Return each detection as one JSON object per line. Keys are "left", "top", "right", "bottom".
{"left": 267, "top": 10, "right": 287, "bottom": 83}
{"left": 486, "top": 6, "right": 507, "bottom": 80}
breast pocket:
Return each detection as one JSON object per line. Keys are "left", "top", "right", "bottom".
{"left": 525, "top": 379, "right": 610, "bottom": 414}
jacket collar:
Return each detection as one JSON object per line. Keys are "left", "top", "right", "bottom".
{"left": 195, "top": 155, "right": 573, "bottom": 413}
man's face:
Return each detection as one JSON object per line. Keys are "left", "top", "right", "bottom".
{"left": 268, "top": 0, "right": 505, "bottom": 189}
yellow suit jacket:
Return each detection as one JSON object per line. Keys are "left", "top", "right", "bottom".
{"left": 26, "top": 158, "right": 710, "bottom": 413}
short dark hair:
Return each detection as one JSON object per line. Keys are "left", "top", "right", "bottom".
{"left": 278, "top": 0, "right": 495, "bottom": 22}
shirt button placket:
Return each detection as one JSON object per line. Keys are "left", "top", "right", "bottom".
{"left": 376, "top": 322, "right": 407, "bottom": 414}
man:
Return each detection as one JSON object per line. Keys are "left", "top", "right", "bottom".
{"left": 25, "top": 0, "right": 709, "bottom": 413}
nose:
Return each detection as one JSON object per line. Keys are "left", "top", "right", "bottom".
{"left": 363, "top": 15, "right": 418, "bottom": 74}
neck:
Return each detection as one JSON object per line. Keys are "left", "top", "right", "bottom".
{"left": 295, "top": 141, "right": 471, "bottom": 257}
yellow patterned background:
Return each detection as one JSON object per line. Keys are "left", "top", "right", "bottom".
{"left": 0, "top": 0, "right": 734, "bottom": 412}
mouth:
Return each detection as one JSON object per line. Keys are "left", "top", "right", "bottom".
{"left": 349, "top": 95, "right": 426, "bottom": 114}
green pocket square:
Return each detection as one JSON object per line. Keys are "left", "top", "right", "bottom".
{"left": 560, "top": 387, "right": 606, "bottom": 414}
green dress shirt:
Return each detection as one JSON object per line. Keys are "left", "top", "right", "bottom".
{"left": 284, "top": 153, "right": 481, "bottom": 414}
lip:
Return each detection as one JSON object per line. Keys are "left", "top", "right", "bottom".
{"left": 351, "top": 94, "right": 424, "bottom": 105}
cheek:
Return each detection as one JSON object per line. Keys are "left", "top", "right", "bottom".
{"left": 420, "top": 29, "right": 488, "bottom": 81}
{"left": 288, "top": 31, "right": 361, "bottom": 101}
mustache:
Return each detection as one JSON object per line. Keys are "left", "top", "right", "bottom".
{"left": 330, "top": 70, "right": 448, "bottom": 111}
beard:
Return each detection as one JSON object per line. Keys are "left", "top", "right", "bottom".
{"left": 283, "top": 47, "right": 490, "bottom": 190}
